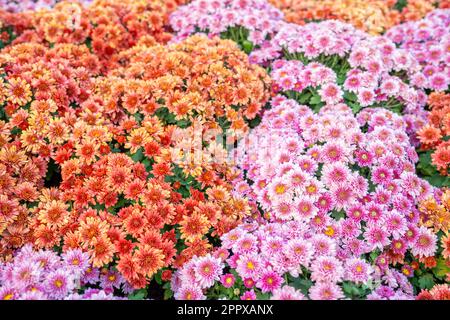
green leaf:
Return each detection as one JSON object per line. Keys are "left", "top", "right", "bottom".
{"left": 290, "top": 277, "right": 313, "bottom": 294}
{"left": 309, "top": 94, "right": 322, "bottom": 105}
{"left": 131, "top": 148, "right": 144, "bottom": 162}
{"left": 128, "top": 289, "right": 147, "bottom": 300}
{"left": 418, "top": 273, "right": 435, "bottom": 290}
{"left": 344, "top": 91, "right": 357, "bottom": 102}
{"left": 256, "top": 292, "right": 270, "bottom": 300}
{"left": 154, "top": 271, "right": 162, "bottom": 285}
{"left": 433, "top": 258, "right": 450, "bottom": 279}
{"left": 164, "top": 289, "right": 173, "bottom": 300}
{"left": 298, "top": 92, "right": 312, "bottom": 104}
{"left": 242, "top": 40, "right": 254, "bottom": 54}
{"left": 342, "top": 282, "right": 361, "bottom": 298}
{"left": 349, "top": 102, "right": 362, "bottom": 114}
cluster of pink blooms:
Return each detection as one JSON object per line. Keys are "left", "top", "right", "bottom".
{"left": 169, "top": 0, "right": 284, "bottom": 45}
{"left": 171, "top": 96, "right": 439, "bottom": 300}
{"left": 267, "top": 21, "right": 427, "bottom": 113}
{"left": 235, "top": 96, "right": 434, "bottom": 225}
{"left": 249, "top": 20, "right": 365, "bottom": 64}
{"left": 0, "top": 245, "right": 126, "bottom": 300}
{"left": 386, "top": 9, "right": 450, "bottom": 92}
{"left": 172, "top": 220, "right": 415, "bottom": 300}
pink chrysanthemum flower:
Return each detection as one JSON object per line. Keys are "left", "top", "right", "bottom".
{"left": 11, "top": 261, "right": 41, "bottom": 290}
{"left": 241, "top": 290, "right": 257, "bottom": 300}
{"left": 319, "top": 83, "right": 343, "bottom": 105}
{"left": 271, "top": 286, "right": 305, "bottom": 300}
{"left": 312, "top": 234, "right": 336, "bottom": 256}
{"left": 309, "top": 282, "right": 345, "bottom": 300}
{"left": 220, "top": 274, "right": 235, "bottom": 289}
{"left": 411, "top": 227, "right": 437, "bottom": 258}
{"left": 236, "top": 254, "right": 261, "bottom": 280}
{"left": 310, "top": 256, "right": 344, "bottom": 283}
{"left": 232, "top": 234, "right": 258, "bottom": 254}
{"left": 243, "top": 278, "right": 255, "bottom": 289}
{"left": 174, "top": 285, "right": 206, "bottom": 300}
{"left": 0, "top": 285, "right": 17, "bottom": 300}
{"left": 62, "top": 249, "right": 90, "bottom": 275}
{"left": 345, "top": 258, "right": 372, "bottom": 284}
{"left": 285, "top": 239, "right": 314, "bottom": 267}
{"left": 44, "top": 270, "right": 75, "bottom": 300}
{"left": 382, "top": 211, "right": 408, "bottom": 239}
{"left": 365, "top": 225, "right": 390, "bottom": 251}
{"left": 194, "top": 254, "right": 223, "bottom": 288}
{"left": 257, "top": 271, "right": 283, "bottom": 293}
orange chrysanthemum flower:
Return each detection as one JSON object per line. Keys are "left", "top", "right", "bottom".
{"left": 134, "top": 245, "right": 165, "bottom": 278}
{"left": 179, "top": 212, "right": 210, "bottom": 243}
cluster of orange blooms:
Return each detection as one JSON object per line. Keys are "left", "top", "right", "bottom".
{"left": 1, "top": 0, "right": 187, "bottom": 69}
{"left": 417, "top": 189, "right": 450, "bottom": 278}
{"left": 0, "top": 11, "right": 271, "bottom": 287}
{"left": 270, "top": 0, "right": 444, "bottom": 34}
{"left": 111, "top": 35, "right": 272, "bottom": 133}
{"left": 29, "top": 150, "right": 254, "bottom": 288}
{"left": 417, "top": 92, "right": 450, "bottom": 176}
{"left": 419, "top": 189, "right": 450, "bottom": 249}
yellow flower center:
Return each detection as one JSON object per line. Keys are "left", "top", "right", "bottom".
{"left": 275, "top": 184, "right": 286, "bottom": 194}
{"left": 54, "top": 279, "right": 63, "bottom": 288}
{"left": 3, "top": 293, "right": 13, "bottom": 300}
{"left": 325, "top": 226, "right": 335, "bottom": 237}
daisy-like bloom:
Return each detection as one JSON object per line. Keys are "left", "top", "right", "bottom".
{"left": 179, "top": 212, "right": 210, "bottom": 243}
{"left": 401, "top": 265, "right": 414, "bottom": 278}
{"left": 100, "top": 270, "right": 123, "bottom": 290}
{"left": 315, "top": 193, "right": 335, "bottom": 213}
{"left": 371, "top": 167, "right": 393, "bottom": 185}
{"left": 194, "top": 254, "right": 223, "bottom": 289}
{"left": 6, "top": 77, "right": 32, "bottom": 106}
{"left": 310, "top": 256, "right": 344, "bottom": 283}
{"left": 295, "top": 198, "right": 317, "bottom": 220}
{"left": 11, "top": 261, "right": 41, "bottom": 289}
{"left": 344, "top": 258, "right": 372, "bottom": 284}
{"left": 431, "top": 144, "right": 450, "bottom": 172}
{"left": 285, "top": 239, "right": 314, "bottom": 267}
{"left": 312, "top": 234, "right": 336, "bottom": 257}
{"left": 220, "top": 274, "right": 235, "bottom": 289}
{"left": 411, "top": 227, "right": 437, "bottom": 258}
{"left": 382, "top": 211, "right": 408, "bottom": 239}
{"left": 391, "top": 239, "right": 408, "bottom": 255}
{"left": 319, "top": 83, "right": 343, "bottom": 105}
{"left": 241, "top": 290, "right": 257, "bottom": 300}
{"left": 236, "top": 253, "right": 261, "bottom": 280}
{"left": 357, "top": 89, "right": 376, "bottom": 107}
{"left": 82, "top": 266, "right": 100, "bottom": 285}
{"left": 0, "top": 285, "right": 17, "bottom": 300}
{"left": 89, "top": 236, "right": 115, "bottom": 268}
{"left": 271, "top": 286, "right": 305, "bottom": 300}
{"left": 44, "top": 270, "right": 75, "bottom": 300}
{"left": 257, "top": 271, "right": 283, "bottom": 293}
{"left": 417, "top": 125, "right": 442, "bottom": 145}
{"left": 233, "top": 234, "right": 258, "bottom": 255}
{"left": 441, "top": 234, "right": 450, "bottom": 260}
{"left": 308, "top": 282, "right": 345, "bottom": 300}
{"left": 365, "top": 225, "right": 390, "bottom": 251}
{"left": 429, "top": 284, "right": 450, "bottom": 300}
{"left": 134, "top": 245, "right": 165, "bottom": 279}
{"left": 174, "top": 285, "right": 206, "bottom": 300}
{"left": 37, "top": 200, "right": 69, "bottom": 229}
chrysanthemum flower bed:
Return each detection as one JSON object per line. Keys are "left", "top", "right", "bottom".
{"left": 269, "top": 0, "right": 444, "bottom": 35}
{"left": 0, "top": 0, "right": 449, "bottom": 300}
{"left": 171, "top": 97, "right": 446, "bottom": 300}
